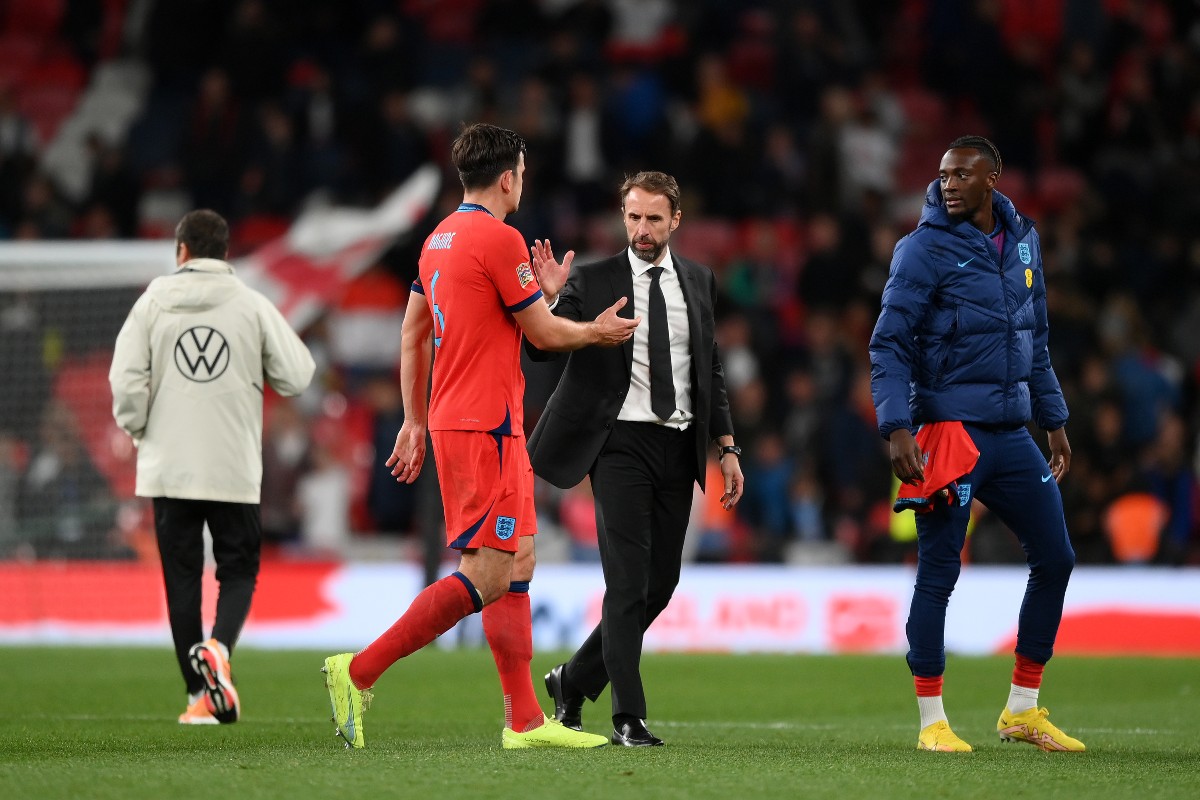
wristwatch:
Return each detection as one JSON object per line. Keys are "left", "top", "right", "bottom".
{"left": 718, "top": 444, "right": 742, "bottom": 460}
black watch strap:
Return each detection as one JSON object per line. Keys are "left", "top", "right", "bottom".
{"left": 719, "top": 444, "right": 742, "bottom": 459}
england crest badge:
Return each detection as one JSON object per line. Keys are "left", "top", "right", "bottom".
{"left": 1018, "top": 242, "right": 1031, "bottom": 264}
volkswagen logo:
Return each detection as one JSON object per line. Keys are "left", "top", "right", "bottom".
{"left": 174, "top": 326, "right": 230, "bottom": 382}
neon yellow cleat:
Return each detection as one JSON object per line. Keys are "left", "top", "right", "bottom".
{"left": 502, "top": 714, "right": 609, "bottom": 749}
{"left": 997, "top": 707, "right": 1086, "bottom": 752}
{"left": 322, "top": 653, "right": 372, "bottom": 749}
{"left": 917, "top": 720, "right": 974, "bottom": 752}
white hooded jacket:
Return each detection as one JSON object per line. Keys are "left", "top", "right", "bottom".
{"left": 109, "top": 258, "right": 315, "bottom": 503}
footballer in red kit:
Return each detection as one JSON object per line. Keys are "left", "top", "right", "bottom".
{"left": 412, "top": 204, "right": 541, "bottom": 551}
{"left": 321, "top": 123, "right": 638, "bottom": 750}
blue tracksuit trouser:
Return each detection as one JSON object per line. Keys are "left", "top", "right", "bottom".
{"left": 906, "top": 424, "right": 1076, "bottom": 677}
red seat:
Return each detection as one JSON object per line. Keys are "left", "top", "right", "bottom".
{"left": 998, "top": 166, "right": 1033, "bottom": 214}
{"left": 5, "top": 0, "right": 65, "bottom": 36}
{"left": 1036, "top": 166, "right": 1087, "bottom": 215}
{"left": 0, "top": 33, "right": 42, "bottom": 86}
{"left": 671, "top": 218, "right": 738, "bottom": 268}
{"left": 21, "top": 52, "right": 86, "bottom": 91}
{"left": 896, "top": 87, "right": 947, "bottom": 143}
{"left": 99, "top": 0, "right": 128, "bottom": 60}
{"left": 15, "top": 84, "right": 79, "bottom": 143}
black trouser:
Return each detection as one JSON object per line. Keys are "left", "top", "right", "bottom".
{"left": 565, "top": 421, "right": 695, "bottom": 721}
{"left": 153, "top": 497, "right": 261, "bottom": 695}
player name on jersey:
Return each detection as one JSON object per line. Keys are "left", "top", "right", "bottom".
{"left": 427, "top": 232, "right": 456, "bottom": 250}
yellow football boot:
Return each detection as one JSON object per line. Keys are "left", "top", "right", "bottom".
{"left": 502, "top": 714, "right": 608, "bottom": 749}
{"left": 997, "top": 707, "right": 1086, "bottom": 752}
{"left": 917, "top": 720, "right": 974, "bottom": 752}
{"left": 322, "top": 653, "right": 372, "bottom": 749}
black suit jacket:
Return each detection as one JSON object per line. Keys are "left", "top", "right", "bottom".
{"left": 526, "top": 251, "right": 734, "bottom": 491}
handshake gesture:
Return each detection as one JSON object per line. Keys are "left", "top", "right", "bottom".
{"left": 531, "top": 238, "right": 639, "bottom": 348}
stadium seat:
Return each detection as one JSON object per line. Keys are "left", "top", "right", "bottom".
{"left": 4, "top": 0, "right": 65, "bottom": 36}
{"left": 671, "top": 218, "right": 738, "bottom": 267}
{"left": 21, "top": 51, "right": 86, "bottom": 92}
{"left": 53, "top": 353, "right": 136, "bottom": 498}
{"left": 894, "top": 138, "right": 948, "bottom": 194}
{"left": 15, "top": 84, "right": 78, "bottom": 145}
{"left": 895, "top": 86, "right": 947, "bottom": 142}
{"left": 998, "top": 166, "right": 1033, "bottom": 214}
{"left": 98, "top": 0, "right": 129, "bottom": 61}
{"left": 0, "top": 33, "right": 42, "bottom": 86}
{"left": 1036, "top": 166, "right": 1086, "bottom": 215}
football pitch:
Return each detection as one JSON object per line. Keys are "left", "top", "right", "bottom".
{"left": 1, "top": 647, "right": 1196, "bottom": 800}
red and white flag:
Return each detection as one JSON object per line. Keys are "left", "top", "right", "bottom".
{"left": 238, "top": 164, "right": 440, "bottom": 330}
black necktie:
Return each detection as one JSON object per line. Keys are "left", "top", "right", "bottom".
{"left": 647, "top": 266, "right": 675, "bottom": 420}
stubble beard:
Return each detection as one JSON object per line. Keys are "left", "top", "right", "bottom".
{"left": 631, "top": 237, "right": 664, "bottom": 263}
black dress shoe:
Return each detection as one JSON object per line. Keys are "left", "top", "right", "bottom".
{"left": 544, "top": 664, "right": 584, "bottom": 731}
{"left": 612, "top": 718, "right": 664, "bottom": 747}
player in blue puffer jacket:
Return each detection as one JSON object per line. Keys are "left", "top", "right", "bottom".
{"left": 869, "top": 136, "right": 1085, "bottom": 753}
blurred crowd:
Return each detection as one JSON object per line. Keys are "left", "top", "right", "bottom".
{"left": 2, "top": 0, "right": 1199, "bottom": 567}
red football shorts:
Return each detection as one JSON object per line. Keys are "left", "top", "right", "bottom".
{"left": 430, "top": 430, "right": 536, "bottom": 552}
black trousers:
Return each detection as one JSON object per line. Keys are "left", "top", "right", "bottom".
{"left": 153, "top": 497, "right": 261, "bottom": 694}
{"left": 565, "top": 421, "right": 695, "bottom": 720}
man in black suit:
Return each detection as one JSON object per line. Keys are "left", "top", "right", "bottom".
{"left": 527, "top": 171, "right": 744, "bottom": 746}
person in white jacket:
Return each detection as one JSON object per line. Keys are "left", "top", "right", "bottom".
{"left": 109, "top": 209, "right": 315, "bottom": 725}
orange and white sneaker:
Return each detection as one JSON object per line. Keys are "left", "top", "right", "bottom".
{"left": 997, "top": 707, "right": 1086, "bottom": 752}
{"left": 178, "top": 697, "right": 219, "bottom": 725}
{"left": 917, "top": 720, "right": 973, "bottom": 752}
{"left": 188, "top": 639, "right": 240, "bottom": 724}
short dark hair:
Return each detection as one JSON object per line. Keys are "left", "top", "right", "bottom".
{"left": 619, "top": 171, "right": 681, "bottom": 215}
{"left": 451, "top": 123, "right": 526, "bottom": 190}
{"left": 947, "top": 135, "right": 1003, "bottom": 176}
{"left": 175, "top": 209, "right": 229, "bottom": 259}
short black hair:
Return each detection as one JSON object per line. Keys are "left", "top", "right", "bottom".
{"left": 451, "top": 123, "right": 526, "bottom": 190}
{"left": 947, "top": 135, "right": 1003, "bottom": 176}
{"left": 175, "top": 209, "right": 229, "bottom": 259}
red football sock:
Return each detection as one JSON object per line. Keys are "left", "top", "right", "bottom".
{"left": 914, "top": 675, "right": 943, "bottom": 697}
{"left": 482, "top": 585, "right": 542, "bottom": 732}
{"left": 349, "top": 573, "right": 480, "bottom": 689}
{"left": 1012, "top": 653, "right": 1045, "bottom": 689}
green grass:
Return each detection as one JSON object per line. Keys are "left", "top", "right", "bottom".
{"left": 1, "top": 647, "right": 1197, "bottom": 799}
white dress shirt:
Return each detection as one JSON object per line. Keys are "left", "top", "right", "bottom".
{"left": 618, "top": 246, "right": 693, "bottom": 429}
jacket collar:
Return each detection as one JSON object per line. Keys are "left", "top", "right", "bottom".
{"left": 177, "top": 258, "right": 235, "bottom": 275}
{"left": 919, "top": 180, "right": 1034, "bottom": 239}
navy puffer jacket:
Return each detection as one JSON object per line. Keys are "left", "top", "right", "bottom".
{"left": 869, "top": 181, "right": 1068, "bottom": 439}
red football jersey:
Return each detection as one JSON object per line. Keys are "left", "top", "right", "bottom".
{"left": 412, "top": 204, "right": 542, "bottom": 434}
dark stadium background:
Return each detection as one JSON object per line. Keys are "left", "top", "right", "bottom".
{"left": 1, "top": 0, "right": 1197, "bottom": 573}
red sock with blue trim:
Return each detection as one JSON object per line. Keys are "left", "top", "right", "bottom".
{"left": 482, "top": 582, "right": 542, "bottom": 732}
{"left": 349, "top": 572, "right": 481, "bottom": 689}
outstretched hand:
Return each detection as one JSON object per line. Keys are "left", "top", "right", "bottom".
{"left": 530, "top": 239, "right": 573, "bottom": 304}
{"left": 385, "top": 420, "right": 426, "bottom": 484}
{"left": 591, "top": 296, "right": 639, "bottom": 347}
